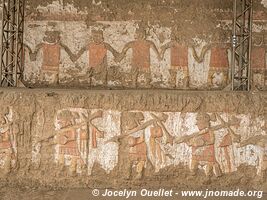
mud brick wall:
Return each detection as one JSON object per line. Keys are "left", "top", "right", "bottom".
{"left": 0, "top": 88, "right": 266, "bottom": 191}
{"left": 0, "top": 0, "right": 261, "bottom": 90}
{"left": 0, "top": 0, "right": 267, "bottom": 194}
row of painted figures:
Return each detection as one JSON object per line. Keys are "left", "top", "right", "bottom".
{"left": 24, "top": 28, "right": 266, "bottom": 88}
{"left": 0, "top": 107, "right": 266, "bottom": 181}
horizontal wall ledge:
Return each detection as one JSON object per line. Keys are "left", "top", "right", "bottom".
{"left": 0, "top": 88, "right": 266, "bottom": 114}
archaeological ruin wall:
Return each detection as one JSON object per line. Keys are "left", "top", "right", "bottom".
{"left": 0, "top": 0, "right": 266, "bottom": 193}
{"left": 16, "top": 0, "right": 267, "bottom": 90}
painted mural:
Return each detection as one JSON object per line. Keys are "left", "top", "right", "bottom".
{"left": 5, "top": 108, "right": 261, "bottom": 181}
{"left": 23, "top": 20, "right": 267, "bottom": 90}
{"left": 0, "top": 107, "right": 18, "bottom": 176}
{"left": 53, "top": 108, "right": 120, "bottom": 175}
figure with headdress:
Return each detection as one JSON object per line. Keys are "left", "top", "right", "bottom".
{"left": 251, "top": 33, "right": 266, "bottom": 90}
{"left": 53, "top": 109, "right": 104, "bottom": 176}
{"left": 160, "top": 29, "right": 189, "bottom": 89}
{"left": 175, "top": 113, "right": 222, "bottom": 178}
{"left": 66, "top": 29, "right": 119, "bottom": 87}
{"left": 54, "top": 110, "right": 83, "bottom": 175}
{"left": 108, "top": 111, "right": 173, "bottom": 179}
{"left": 115, "top": 26, "right": 160, "bottom": 88}
{"left": 25, "top": 30, "right": 74, "bottom": 84}
{"left": 218, "top": 116, "right": 241, "bottom": 173}
{"left": 208, "top": 32, "right": 230, "bottom": 89}
{"left": 0, "top": 107, "right": 17, "bottom": 176}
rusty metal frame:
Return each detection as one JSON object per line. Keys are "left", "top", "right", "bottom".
{"left": 231, "top": 0, "right": 253, "bottom": 91}
{"left": 0, "top": 0, "right": 25, "bottom": 87}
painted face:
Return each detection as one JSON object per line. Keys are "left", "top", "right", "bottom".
{"left": 43, "top": 31, "right": 60, "bottom": 43}
{"left": 196, "top": 117, "right": 209, "bottom": 131}
{"left": 171, "top": 32, "right": 181, "bottom": 43}
{"left": 134, "top": 29, "right": 146, "bottom": 40}
{"left": 57, "top": 118, "right": 70, "bottom": 129}
{"left": 252, "top": 34, "right": 263, "bottom": 46}
{"left": 92, "top": 32, "right": 104, "bottom": 43}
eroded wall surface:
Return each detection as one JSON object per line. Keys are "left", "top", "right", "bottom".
{"left": 8, "top": 0, "right": 264, "bottom": 89}
{"left": 0, "top": 89, "right": 266, "bottom": 190}
{"left": 0, "top": 0, "right": 266, "bottom": 194}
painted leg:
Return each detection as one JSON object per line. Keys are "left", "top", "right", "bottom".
{"left": 69, "top": 156, "right": 78, "bottom": 176}
{"left": 57, "top": 153, "right": 65, "bottom": 175}
{"left": 190, "top": 159, "right": 198, "bottom": 176}
{"left": 135, "top": 160, "right": 145, "bottom": 180}
{"left": 3, "top": 150, "right": 12, "bottom": 175}
{"left": 168, "top": 69, "right": 176, "bottom": 88}
{"left": 205, "top": 162, "right": 213, "bottom": 177}
{"left": 213, "top": 162, "right": 222, "bottom": 177}
{"left": 224, "top": 147, "right": 232, "bottom": 173}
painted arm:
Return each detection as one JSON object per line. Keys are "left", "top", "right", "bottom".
{"left": 160, "top": 41, "right": 173, "bottom": 60}
{"left": 60, "top": 41, "right": 87, "bottom": 63}
{"left": 104, "top": 42, "right": 119, "bottom": 58}
{"left": 60, "top": 42, "right": 76, "bottom": 62}
{"left": 115, "top": 42, "right": 133, "bottom": 63}
{"left": 25, "top": 43, "right": 42, "bottom": 61}
{"left": 149, "top": 41, "right": 161, "bottom": 60}
{"left": 191, "top": 44, "right": 211, "bottom": 63}
{"left": 215, "top": 113, "right": 241, "bottom": 143}
{"left": 23, "top": 43, "right": 33, "bottom": 54}
{"left": 175, "top": 121, "right": 236, "bottom": 145}
{"left": 240, "top": 135, "right": 267, "bottom": 148}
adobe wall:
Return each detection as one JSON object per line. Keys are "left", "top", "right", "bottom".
{"left": 12, "top": 0, "right": 266, "bottom": 90}
{"left": 0, "top": 88, "right": 266, "bottom": 191}
{"left": 0, "top": 0, "right": 266, "bottom": 197}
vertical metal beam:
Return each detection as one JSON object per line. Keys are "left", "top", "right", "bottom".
{"left": 231, "top": 0, "right": 253, "bottom": 91}
{"left": 0, "top": 0, "right": 25, "bottom": 87}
